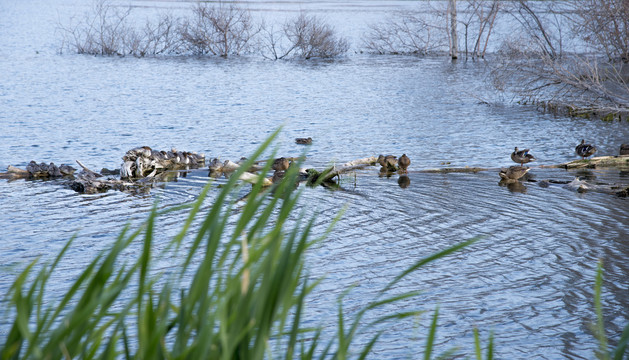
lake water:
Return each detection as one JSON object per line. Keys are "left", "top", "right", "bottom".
{"left": 1, "top": 0, "right": 628, "bottom": 358}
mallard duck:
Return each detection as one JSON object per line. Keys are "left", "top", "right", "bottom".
{"left": 295, "top": 137, "right": 312, "bottom": 145}
{"left": 499, "top": 166, "right": 530, "bottom": 181}
{"left": 511, "top": 147, "right": 536, "bottom": 166}
{"left": 377, "top": 154, "right": 397, "bottom": 167}
{"left": 575, "top": 139, "right": 597, "bottom": 159}
{"left": 398, "top": 154, "right": 411, "bottom": 173}
{"left": 272, "top": 157, "right": 290, "bottom": 171}
{"left": 620, "top": 144, "right": 629, "bottom": 155}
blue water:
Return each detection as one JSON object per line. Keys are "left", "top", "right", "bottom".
{"left": 1, "top": 1, "right": 628, "bottom": 359}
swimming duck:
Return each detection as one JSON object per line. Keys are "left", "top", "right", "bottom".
{"left": 398, "top": 154, "right": 411, "bottom": 173}
{"left": 295, "top": 137, "right": 312, "bottom": 145}
{"left": 499, "top": 166, "right": 530, "bottom": 181}
{"left": 575, "top": 139, "right": 597, "bottom": 159}
{"left": 511, "top": 147, "right": 536, "bottom": 166}
{"left": 620, "top": 144, "right": 629, "bottom": 155}
{"left": 272, "top": 157, "right": 290, "bottom": 171}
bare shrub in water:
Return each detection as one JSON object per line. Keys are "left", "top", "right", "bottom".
{"left": 457, "top": 0, "right": 501, "bottom": 59}
{"left": 285, "top": 13, "right": 349, "bottom": 59}
{"left": 362, "top": 0, "right": 501, "bottom": 58}
{"left": 125, "top": 14, "right": 183, "bottom": 57}
{"left": 59, "top": 0, "right": 182, "bottom": 57}
{"left": 362, "top": 9, "right": 448, "bottom": 55}
{"left": 491, "top": 0, "right": 629, "bottom": 117}
{"left": 260, "top": 13, "right": 349, "bottom": 59}
{"left": 59, "top": 0, "right": 133, "bottom": 56}
{"left": 178, "top": 3, "right": 259, "bottom": 57}
{"left": 573, "top": 0, "right": 629, "bottom": 63}
{"left": 259, "top": 21, "right": 297, "bottom": 60}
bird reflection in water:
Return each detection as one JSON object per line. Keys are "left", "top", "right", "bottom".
{"left": 498, "top": 179, "right": 527, "bottom": 193}
{"left": 574, "top": 169, "right": 597, "bottom": 181}
{"left": 398, "top": 175, "right": 410, "bottom": 188}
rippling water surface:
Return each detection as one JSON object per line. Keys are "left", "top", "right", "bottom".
{"left": 1, "top": 0, "right": 628, "bottom": 359}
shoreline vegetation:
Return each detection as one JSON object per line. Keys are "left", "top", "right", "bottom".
{"left": 1, "top": 133, "right": 628, "bottom": 359}
{"left": 57, "top": 0, "right": 629, "bottom": 120}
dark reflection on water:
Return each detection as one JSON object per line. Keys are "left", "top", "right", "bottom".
{"left": 1, "top": 0, "right": 629, "bottom": 359}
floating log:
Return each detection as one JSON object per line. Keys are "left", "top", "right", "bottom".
{"left": 0, "top": 165, "right": 30, "bottom": 179}
{"left": 306, "top": 156, "right": 377, "bottom": 184}
{"left": 0, "top": 161, "right": 76, "bottom": 180}
{"left": 419, "top": 167, "right": 491, "bottom": 174}
{"left": 546, "top": 155, "right": 629, "bottom": 169}
{"left": 239, "top": 172, "right": 273, "bottom": 187}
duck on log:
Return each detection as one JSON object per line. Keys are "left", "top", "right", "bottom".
{"left": 121, "top": 146, "right": 205, "bottom": 179}
{"left": 0, "top": 161, "right": 76, "bottom": 180}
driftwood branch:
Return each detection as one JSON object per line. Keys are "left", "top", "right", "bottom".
{"left": 543, "top": 155, "right": 629, "bottom": 169}
{"left": 305, "top": 156, "right": 378, "bottom": 184}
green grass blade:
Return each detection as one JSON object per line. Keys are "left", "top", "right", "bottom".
{"left": 594, "top": 261, "right": 609, "bottom": 360}
{"left": 612, "top": 322, "right": 629, "bottom": 360}
{"left": 474, "top": 328, "right": 481, "bottom": 360}
{"left": 424, "top": 307, "right": 439, "bottom": 360}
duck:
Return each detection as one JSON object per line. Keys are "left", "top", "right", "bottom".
{"left": 295, "top": 137, "right": 312, "bottom": 145}
{"left": 511, "top": 147, "right": 536, "bottom": 166}
{"left": 377, "top": 154, "right": 397, "bottom": 168}
{"left": 499, "top": 166, "right": 530, "bottom": 181}
{"left": 575, "top": 139, "right": 597, "bottom": 159}
{"left": 620, "top": 144, "right": 629, "bottom": 155}
{"left": 272, "top": 157, "right": 290, "bottom": 171}
{"left": 398, "top": 154, "right": 411, "bottom": 173}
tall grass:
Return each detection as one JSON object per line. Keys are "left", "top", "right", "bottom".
{"left": 0, "top": 130, "right": 478, "bottom": 359}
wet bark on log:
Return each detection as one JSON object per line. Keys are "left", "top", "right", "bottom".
{"left": 545, "top": 155, "right": 629, "bottom": 169}
{"left": 305, "top": 156, "right": 377, "bottom": 184}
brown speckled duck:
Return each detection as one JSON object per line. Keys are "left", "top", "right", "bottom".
{"left": 295, "top": 137, "right": 312, "bottom": 145}
{"left": 499, "top": 166, "right": 530, "bottom": 181}
{"left": 575, "top": 139, "right": 597, "bottom": 159}
{"left": 272, "top": 157, "right": 290, "bottom": 171}
{"left": 377, "top": 154, "right": 397, "bottom": 168}
{"left": 511, "top": 147, "right": 536, "bottom": 166}
{"left": 398, "top": 154, "right": 411, "bottom": 173}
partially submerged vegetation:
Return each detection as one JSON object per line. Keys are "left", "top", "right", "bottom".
{"left": 58, "top": 1, "right": 349, "bottom": 59}
{"left": 57, "top": 0, "right": 629, "bottom": 118}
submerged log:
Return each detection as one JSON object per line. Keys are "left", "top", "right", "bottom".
{"left": 420, "top": 167, "right": 491, "bottom": 174}
{"left": 0, "top": 162, "right": 76, "bottom": 180}
{"left": 0, "top": 165, "right": 30, "bottom": 179}
{"left": 548, "top": 155, "right": 629, "bottom": 169}
{"left": 239, "top": 172, "right": 273, "bottom": 187}
{"left": 305, "top": 156, "right": 377, "bottom": 184}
